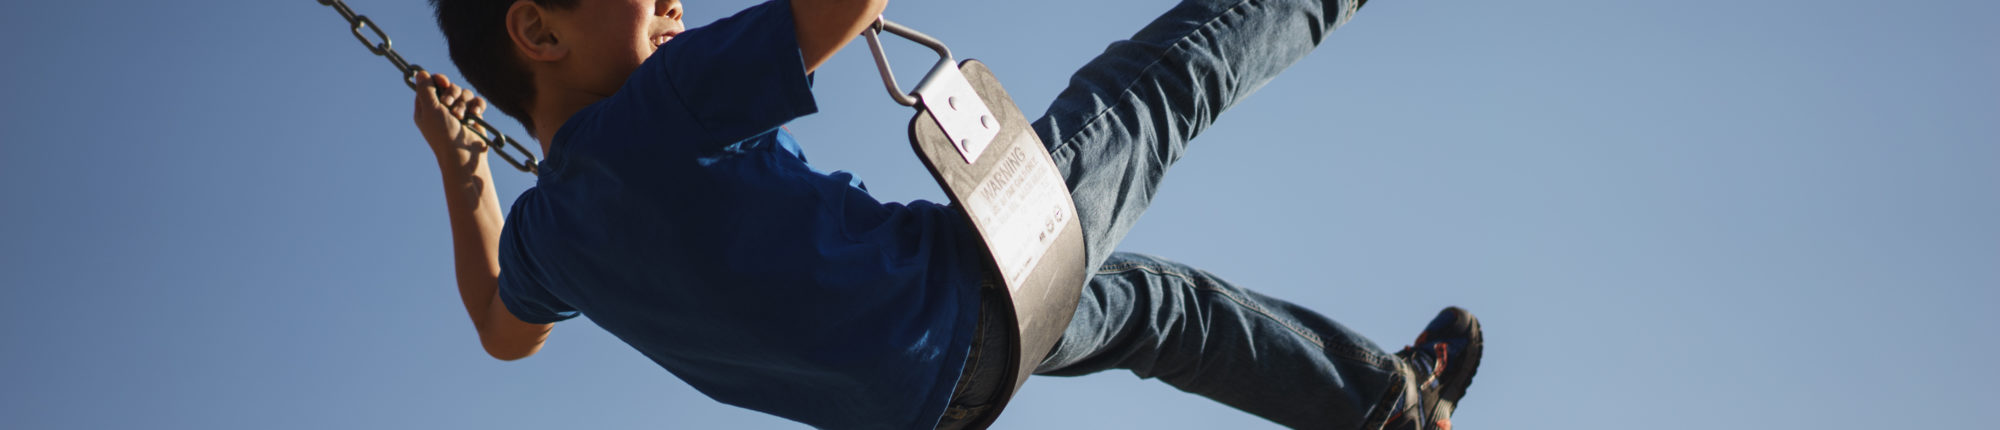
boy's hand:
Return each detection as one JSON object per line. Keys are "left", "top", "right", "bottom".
{"left": 413, "top": 71, "right": 491, "bottom": 162}
{"left": 791, "top": 0, "right": 888, "bottom": 73}
{"left": 412, "top": 71, "right": 555, "bottom": 361}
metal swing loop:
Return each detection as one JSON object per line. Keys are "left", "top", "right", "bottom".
{"left": 315, "top": 0, "right": 541, "bottom": 175}
{"left": 863, "top": 18, "right": 1001, "bottom": 164}
{"left": 862, "top": 18, "right": 955, "bottom": 107}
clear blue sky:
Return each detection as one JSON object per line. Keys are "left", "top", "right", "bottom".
{"left": 3, "top": 0, "right": 1994, "bottom": 428}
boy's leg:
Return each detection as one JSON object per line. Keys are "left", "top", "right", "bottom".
{"left": 1033, "top": 0, "right": 1364, "bottom": 271}
{"left": 1037, "top": 252, "right": 1400, "bottom": 428}
{"left": 1016, "top": 0, "right": 1404, "bottom": 426}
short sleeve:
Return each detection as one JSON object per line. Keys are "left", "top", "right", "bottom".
{"left": 496, "top": 263, "right": 577, "bottom": 325}
{"left": 615, "top": 0, "right": 817, "bottom": 147}
{"left": 495, "top": 195, "right": 579, "bottom": 325}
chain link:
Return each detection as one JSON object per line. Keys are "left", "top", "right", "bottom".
{"left": 318, "top": 0, "right": 540, "bottom": 175}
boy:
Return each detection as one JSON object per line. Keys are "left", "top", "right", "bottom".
{"left": 411, "top": 0, "right": 1482, "bottom": 428}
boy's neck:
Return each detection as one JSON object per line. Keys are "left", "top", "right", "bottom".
{"left": 529, "top": 87, "right": 609, "bottom": 154}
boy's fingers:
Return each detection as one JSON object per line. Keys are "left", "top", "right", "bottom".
{"left": 413, "top": 71, "right": 438, "bottom": 104}
{"left": 471, "top": 97, "right": 487, "bottom": 117}
{"left": 430, "top": 73, "right": 458, "bottom": 107}
{"left": 441, "top": 85, "right": 461, "bottom": 109}
{"left": 451, "top": 86, "right": 475, "bottom": 118}
{"left": 413, "top": 71, "right": 450, "bottom": 135}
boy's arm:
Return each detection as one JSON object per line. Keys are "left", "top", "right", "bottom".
{"left": 414, "top": 72, "right": 553, "bottom": 361}
{"left": 789, "top": 0, "right": 887, "bottom": 73}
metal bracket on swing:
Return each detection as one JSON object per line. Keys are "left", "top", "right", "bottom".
{"left": 863, "top": 18, "right": 1001, "bottom": 164}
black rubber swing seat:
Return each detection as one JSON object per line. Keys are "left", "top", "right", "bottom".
{"left": 908, "top": 59, "right": 1089, "bottom": 426}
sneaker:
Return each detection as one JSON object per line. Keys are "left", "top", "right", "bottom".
{"left": 1382, "top": 307, "right": 1483, "bottom": 430}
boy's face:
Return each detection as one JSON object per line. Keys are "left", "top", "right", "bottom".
{"left": 543, "top": 0, "right": 686, "bottom": 97}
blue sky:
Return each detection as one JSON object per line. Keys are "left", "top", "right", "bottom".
{"left": 2, "top": 0, "right": 1994, "bottom": 428}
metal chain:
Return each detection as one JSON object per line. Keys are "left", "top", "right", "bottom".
{"left": 317, "top": 0, "right": 540, "bottom": 175}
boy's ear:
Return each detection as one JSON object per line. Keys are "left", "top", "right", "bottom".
{"left": 506, "top": 1, "right": 569, "bottom": 63}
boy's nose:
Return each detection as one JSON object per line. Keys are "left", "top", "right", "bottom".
{"left": 656, "top": 0, "right": 683, "bottom": 20}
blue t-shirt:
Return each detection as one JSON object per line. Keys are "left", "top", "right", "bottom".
{"left": 493, "top": 2, "right": 986, "bottom": 428}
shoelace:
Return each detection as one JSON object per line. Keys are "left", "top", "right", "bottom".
{"left": 1422, "top": 343, "right": 1448, "bottom": 390}
{"left": 1386, "top": 342, "right": 1453, "bottom": 430}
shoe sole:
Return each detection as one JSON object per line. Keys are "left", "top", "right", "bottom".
{"left": 1436, "top": 306, "right": 1483, "bottom": 404}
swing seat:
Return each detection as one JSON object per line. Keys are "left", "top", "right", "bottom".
{"left": 909, "top": 60, "right": 1088, "bottom": 424}
{"left": 864, "top": 19, "right": 1086, "bottom": 426}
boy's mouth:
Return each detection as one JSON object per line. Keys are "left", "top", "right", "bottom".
{"left": 651, "top": 31, "right": 680, "bottom": 46}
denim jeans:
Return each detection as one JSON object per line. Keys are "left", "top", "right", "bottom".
{"left": 934, "top": 0, "right": 1405, "bottom": 427}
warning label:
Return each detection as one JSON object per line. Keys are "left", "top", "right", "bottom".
{"left": 965, "top": 137, "right": 1072, "bottom": 290}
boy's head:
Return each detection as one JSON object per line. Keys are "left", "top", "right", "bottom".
{"left": 431, "top": 0, "right": 685, "bottom": 134}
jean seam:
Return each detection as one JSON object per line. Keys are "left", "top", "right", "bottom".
{"left": 1045, "top": 0, "right": 1266, "bottom": 161}
{"left": 1097, "top": 262, "right": 1394, "bottom": 368}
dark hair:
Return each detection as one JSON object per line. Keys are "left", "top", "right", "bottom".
{"left": 429, "top": 0, "right": 579, "bottom": 135}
